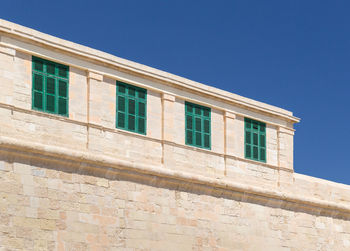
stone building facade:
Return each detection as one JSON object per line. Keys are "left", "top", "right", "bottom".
{"left": 0, "top": 19, "right": 349, "bottom": 250}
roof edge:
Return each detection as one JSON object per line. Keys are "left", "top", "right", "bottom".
{"left": 0, "top": 19, "right": 300, "bottom": 123}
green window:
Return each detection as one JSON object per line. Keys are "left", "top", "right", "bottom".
{"left": 116, "top": 81, "right": 147, "bottom": 134}
{"left": 185, "top": 101, "right": 211, "bottom": 149}
{"left": 32, "top": 56, "right": 69, "bottom": 116}
{"left": 245, "top": 118, "right": 266, "bottom": 162}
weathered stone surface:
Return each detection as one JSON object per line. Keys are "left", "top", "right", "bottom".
{"left": 0, "top": 155, "right": 350, "bottom": 251}
{"left": 0, "top": 18, "right": 348, "bottom": 251}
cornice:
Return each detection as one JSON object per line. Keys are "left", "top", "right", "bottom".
{"left": 0, "top": 19, "right": 300, "bottom": 124}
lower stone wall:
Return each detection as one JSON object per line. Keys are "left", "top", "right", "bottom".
{"left": 1, "top": 153, "right": 350, "bottom": 251}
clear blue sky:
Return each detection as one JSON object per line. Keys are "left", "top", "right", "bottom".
{"left": 1, "top": 1, "right": 349, "bottom": 184}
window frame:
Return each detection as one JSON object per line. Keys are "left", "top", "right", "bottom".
{"left": 244, "top": 117, "right": 266, "bottom": 163}
{"left": 115, "top": 80, "right": 147, "bottom": 135}
{"left": 31, "top": 56, "right": 69, "bottom": 117}
{"left": 185, "top": 101, "right": 211, "bottom": 150}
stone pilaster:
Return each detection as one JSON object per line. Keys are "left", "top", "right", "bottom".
{"left": 278, "top": 126, "right": 295, "bottom": 171}
{"left": 224, "top": 111, "right": 236, "bottom": 157}
{"left": 0, "top": 44, "right": 16, "bottom": 106}
{"left": 87, "top": 71, "right": 104, "bottom": 126}
{"left": 162, "top": 93, "right": 176, "bottom": 142}
{"left": 161, "top": 93, "right": 176, "bottom": 167}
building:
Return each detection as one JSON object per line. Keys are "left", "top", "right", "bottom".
{"left": 0, "top": 19, "right": 349, "bottom": 250}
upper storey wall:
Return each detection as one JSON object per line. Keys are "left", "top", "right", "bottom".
{"left": 0, "top": 21, "right": 298, "bottom": 188}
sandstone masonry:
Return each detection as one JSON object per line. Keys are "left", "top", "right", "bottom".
{"left": 0, "top": 19, "right": 349, "bottom": 251}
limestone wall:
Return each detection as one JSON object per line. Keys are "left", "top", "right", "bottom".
{"left": 1, "top": 153, "right": 350, "bottom": 251}
{"left": 0, "top": 19, "right": 350, "bottom": 251}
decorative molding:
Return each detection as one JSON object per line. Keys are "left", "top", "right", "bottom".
{"left": 162, "top": 93, "right": 176, "bottom": 102}
{"left": 0, "top": 37, "right": 298, "bottom": 131}
{"left": 87, "top": 71, "right": 103, "bottom": 82}
{"left": 0, "top": 44, "right": 15, "bottom": 57}
{"left": 0, "top": 18, "right": 299, "bottom": 124}
{"left": 278, "top": 126, "right": 295, "bottom": 136}
{"left": 224, "top": 111, "right": 236, "bottom": 120}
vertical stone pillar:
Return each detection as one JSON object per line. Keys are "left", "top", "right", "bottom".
{"left": 162, "top": 93, "right": 176, "bottom": 142}
{"left": 87, "top": 71, "right": 104, "bottom": 125}
{"left": 278, "top": 126, "right": 295, "bottom": 171}
{"left": 69, "top": 67, "right": 88, "bottom": 122}
{"left": 161, "top": 93, "right": 176, "bottom": 166}
{"left": 224, "top": 111, "right": 236, "bottom": 157}
{"left": 86, "top": 71, "right": 104, "bottom": 150}
{"left": 224, "top": 111, "right": 236, "bottom": 175}
{"left": 226, "top": 113, "right": 245, "bottom": 159}
{"left": 0, "top": 44, "right": 16, "bottom": 106}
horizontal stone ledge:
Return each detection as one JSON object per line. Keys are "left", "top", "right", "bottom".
{"left": 87, "top": 71, "right": 103, "bottom": 82}
{"left": 0, "top": 135, "right": 349, "bottom": 216}
{"left": 0, "top": 102, "right": 285, "bottom": 172}
{"left": 0, "top": 44, "right": 16, "bottom": 56}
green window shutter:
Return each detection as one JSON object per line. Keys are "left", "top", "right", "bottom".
{"left": 245, "top": 118, "right": 266, "bottom": 162}
{"left": 46, "top": 94, "right": 55, "bottom": 112}
{"left": 58, "top": 65, "right": 68, "bottom": 78}
{"left": 32, "top": 56, "right": 69, "bottom": 117}
{"left": 33, "top": 74, "right": 43, "bottom": 91}
{"left": 58, "top": 97, "right": 67, "bottom": 115}
{"left": 58, "top": 80, "right": 67, "bottom": 97}
{"left": 33, "top": 73, "right": 44, "bottom": 110}
{"left": 33, "top": 92, "right": 43, "bottom": 110}
{"left": 33, "top": 58, "right": 44, "bottom": 72}
{"left": 185, "top": 101, "right": 211, "bottom": 150}
{"left": 116, "top": 81, "right": 147, "bottom": 135}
